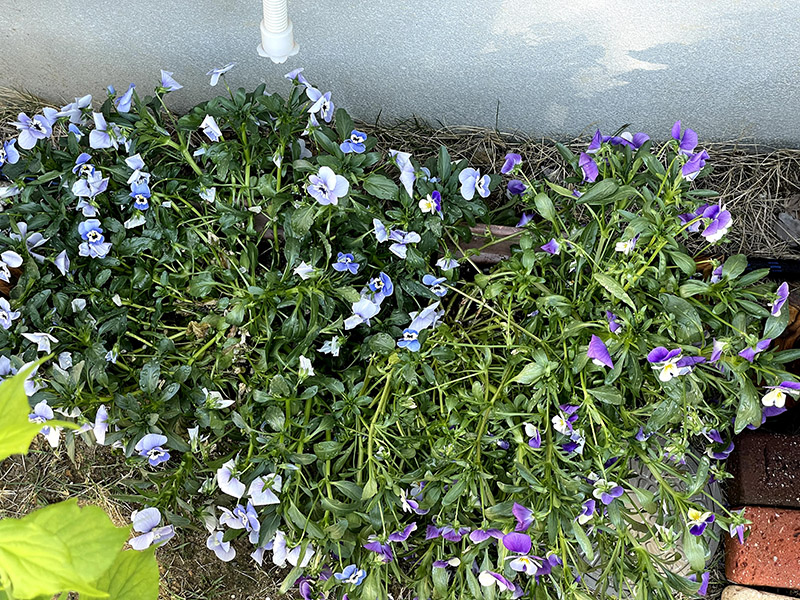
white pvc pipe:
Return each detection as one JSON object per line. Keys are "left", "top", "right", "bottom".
{"left": 257, "top": 0, "right": 299, "bottom": 64}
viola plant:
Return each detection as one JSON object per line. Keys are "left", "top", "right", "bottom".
{"left": 0, "top": 65, "right": 794, "bottom": 600}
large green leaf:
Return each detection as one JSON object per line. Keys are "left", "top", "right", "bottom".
{"left": 0, "top": 367, "right": 43, "bottom": 462}
{"left": 82, "top": 549, "right": 159, "bottom": 600}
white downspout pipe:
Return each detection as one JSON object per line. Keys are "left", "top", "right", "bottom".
{"left": 257, "top": 0, "right": 300, "bottom": 63}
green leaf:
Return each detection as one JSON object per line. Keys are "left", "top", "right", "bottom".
{"left": 734, "top": 378, "right": 761, "bottom": 433}
{"left": 441, "top": 478, "right": 467, "bottom": 506}
{"left": 290, "top": 205, "right": 316, "bottom": 237}
{"left": 571, "top": 520, "right": 594, "bottom": 562}
{"left": 593, "top": 273, "right": 636, "bottom": 309}
{"left": 773, "top": 349, "right": 800, "bottom": 364}
{"left": 576, "top": 179, "right": 619, "bottom": 205}
{"left": 668, "top": 251, "right": 697, "bottom": 276}
{"left": 139, "top": 361, "right": 160, "bottom": 395}
{"left": 588, "top": 386, "right": 624, "bottom": 405}
{"left": 764, "top": 304, "right": 790, "bottom": 339}
{"left": 285, "top": 501, "right": 324, "bottom": 539}
{"left": 533, "top": 193, "right": 556, "bottom": 222}
{"left": 678, "top": 280, "right": 710, "bottom": 298}
{"left": 682, "top": 529, "right": 706, "bottom": 572}
{"left": 363, "top": 174, "right": 399, "bottom": 200}
{"left": 513, "top": 362, "right": 545, "bottom": 385}
{"left": 0, "top": 365, "right": 47, "bottom": 461}
{"left": 660, "top": 294, "right": 704, "bottom": 345}
{"left": 722, "top": 254, "right": 748, "bottom": 280}
{"left": 737, "top": 268, "right": 770, "bottom": 287}
{"left": 0, "top": 499, "right": 129, "bottom": 598}
{"left": 82, "top": 549, "right": 159, "bottom": 600}
{"left": 313, "top": 441, "right": 342, "bottom": 460}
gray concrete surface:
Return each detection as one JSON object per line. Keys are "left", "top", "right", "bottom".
{"left": 2, "top": 0, "right": 799, "bottom": 144}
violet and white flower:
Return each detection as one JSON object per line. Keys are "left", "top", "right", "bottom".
{"left": 219, "top": 501, "right": 261, "bottom": 544}
{"left": 335, "top": 565, "right": 367, "bottom": 586}
{"left": 587, "top": 335, "right": 613, "bottom": 368}
{"left": 614, "top": 235, "right": 639, "bottom": 255}
{"left": 647, "top": 347, "right": 703, "bottom": 381}
{"left": 332, "top": 252, "right": 359, "bottom": 274}
{"left": 217, "top": 459, "right": 246, "bottom": 498}
{"left": 135, "top": 433, "right": 170, "bottom": 467}
{"left": 307, "top": 166, "right": 349, "bottom": 205}
{"left": 761, "top": 381, "right": 800, "bottom": 408}
{"left": 399, "top": 486, "right": 429, "bottom": 515}
{"left": 130, "top": 507, "right": 175, "bottom": 550}
{"left": 541, "top": 238, "right": 560, "bottom": 255}
{"left": 770, "top": 282, "right": 790, "bottom": 317}
{"left": 687, "top": 509, "right": 715, "bottom": 536}
{"left": 739, "top": 338, "right": 772, "bottom": 363}
{"left": 340, "top": 129, "right": 367, "bottom": 154}
{"left": 418, "top": 190, "right": 442, "bottom": 216}
{"left": 682, "top": 150, "right": 710, "bottom": 182}
{"left": 388, "top": 230, "right": 421, "bottom": 259}
{"left": 603, "top": 131, "right": 649, "bottom": 149}
{"left": 28, "top": 400, "right": 60, "bottom": 447}
{"left": 0, "top": 298, "right": 20, "bottom": 330}
{"left": 206, "top": 530, "right": 236, "bottom": 562}
{"left": 458, "top": 167, "right": 490, "bottom": 200}
{"left": 114, "top": 83, "right": 136, "bottom": 113}
{"left": 78, "top": 219, "right": 112, "bottom": 259}
{"left": 207, "top": 63, "right": 235, "bottom": 86}
{"left": 397, "top": 329, "right": 420, "bottom": 352}
{"left": 433, "top": 557, "right": 461, "bottom": 569}
{"left": 577, "top": 499, "right": 596, "bottom": 525}
{"left": 14, "top": 112, "right": 54, "bottom": 150}
{"left": 366, "top": 272, "right": 394, "bottom": 305}
{"left": 710, "top": 339, "right": 725, "bottom": 363}
{"left": 389, "top": 150, "right": 416, "bottom": 198}
{"left": 578, "top": 152, "right": 599, "bottom": 183}
{"left": 363, "top": 536, "right": 393, "bottom": 562}
{"left": 508, "top": 180, "right": 527, "bottom": 196}
{"left": 200, "top": 115, "right": 222, "bottom": 142}
{"left": 160, "top": 70, "right": 183, "bottom": 92}
{"left": 319, "top": 336, "right": 341, "bottom": 357}
{"left": 478, "top": 571, "right": 515, "bottom": 592}
{"left": 606, "top": 311, "right": 622, "bottom": 334}
{"left": 671, "top": 121, "right": 698, "bottom": 155}
{"left": 249, "top": 473, "right": 282, "bottom": 505}
{"left": 501, "top": 153, "right": 522, "bottom": 174}
{"left": 695, "top": 203, "right": 730, "bottom": 243}
{"left": 586, "top": 130, "right": 602, "bottom": 154}
{"left": 344, "top": 297, "right": 381, "bottom": 330}
{"left": 592, "top": 479, "right": 624, "bottom": 505}
{"left": 524, "top": 422, "right": 542, "bottom": 448}
{"left": 512, "top": 502, "right": 534, "bottom": 532}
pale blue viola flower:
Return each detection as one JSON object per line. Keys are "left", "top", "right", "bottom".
{"left": 373, "top": 218, "right": 389, "bottom": 242}
{"left": 367, "top": 272, "right": 394, "bottom": 304}
{"left": 29, "top": 400, "right": 60, "bottom": 447}
{"left": 577, "top": 499, "right": 596, "bottom": 525}
{"left": 219, "top": 501, "right": 261, "bottom": 544}
{"left": 130, "top": 507, "right": 175, "bottom": 550}
{"left": 160, "top": 70, "right": 183, "bottom": 91}
{"left": 307, "top": 166, "right": 349, "bottom": 205}
{"left": 771, "top": 282, "right": 790, "bottom": 316}
{"left": 458, "top": 167, "right": 490, "bottom": 200}
{"left": 207, "top": 530, "right": 236, "bottom": 562}
{"left": 217, "top": 458, "right": 246, "bottom": 498}
{"left": 389, "top": 150, "right": 416, "bottom": 198}
{"left": 340, "top": 129, "right": 367, "bottom": 154}
{"left": 249, "top": 473, "right": 282, "bottom": 505}
{"left": 273, "top": 530, "right": 315, "bottom": 567}
{"left": 135, "top": 433, "right": 170, "bottom": 466}
{"left": 586, "top": 130, "right": 602, "bottom": 154}
{"left": 0, "top": 185, "right": 20, "bottom": 200}
{"left": 335, "top": 565, "right": 367, "bottom": 586}
{"left": 517, "top": 212, "right": 533, "bottom": 227}
{"left": 587, "top": 335, "right": 613, "bottom": 368}
{"left": 635, "top": 427, "right": 652, "bottom": 442}
{"left": 501, "top": 152, "right": 522, "bottom": 174}
{"left": 687, "top": 509, "right": 715, "bottom": 536}
{"left": 285, "top": 67, "right": 309, "bottom": 87}
{"left": 125, "top": 154, "right": 150, "bottom": 186}
{"left": 418, "top": 191, "right": 442, "bottom": 216}
{"left": 344, "top": 297, "right": 381, "bottom": 330}
{"left": 75, "top": 199, "right": 98, "bottom": 218}
{"left": 22, "top": 332, "right": 58, "bottom": 353}
{"left": 200, "top": 115, "right": 222, "bottom": 142}
{"left": 578, "top": 152, "right": 599, "bottom": 183}
{"left": 682, "top": 149, "right": 710, "bottom": 181}
{"left": 207, "top": 63, "right": 235, "bottom": 86}
{"left": 478, "top": 571, "right": 515, "bottom": 592}
{"left": 88, "top": 112, "right": 116, "bottom": 150}
{"left": 306, "top": 87, "right": 334, "bottom": 122}
{"left": 78, "top": 219, "right": 112, "bottom": 259}
{"left": 297, "top": 138, "right": 312, "bottom": 159}
{"left": 68, "top": 124, "right": 84, "bottom": 139}
{"left": 419, "top": 166, "right": 439, "bottom": 183}
{"left": 388, "top": 230, "right": 421, "bottom": 259}
{"left": 541, "top": 238, "right": 560, "bottom": 255}
{"left": 293, "top": 260, "right": 316, "bottom": 280}
{"left": 319, "top": 336, "right": 341, "bottom": 357}
{"left": 606, "top": 311, "right": 622, "bottom": 334}
{"left": 92, "top": 404, "right": 108, "bottom": 444}
{"left": 72, "top": 152, "right": 95, "bottom": 177}
{"left": 761, "top": 381, "right": 800, "bottom": 408}
{"left": 130, "top": 181, "right": 151, "bottom": 211}
{"left": 508, "top": 180, "right": 527, "bottom": 196}
{"left": 408, "top": 301, "right": 442, "bottom": 331}
{"left": 0, "top": 140, "right": 20, "bottom": 167}
{"left": 333, "top": 252, "right": 359, "bottom": 274}
{"left": 10, "top": 222, "right": 47, "bottom": 262}
{"left": 671, "top": 121, "right": 698, "bottom": 155}
{"left": 422, "top": 274, "right": 447, "bottom": 297}
{"left": 0, "top": 297, "right": 20, "bottom": 330}
{"left": 592, "top": 479, "right": 624, "bottom": 505}
{"left": 105, "top": 349, "right": 119, "bottom": 363}
{"left": 729, "top": 511, "right": 747, "bottom": 544}
{"left": 397, "top": 329, "right": 420, "bottom": 352}
{"left": 436, "top": 257, "right": 459, "bottom": 270}
{"left": 739, "top": 338, "right": 771, "bottom": 363}
{"left": 199, "top": 187, "right": 217, "bottom": 203}
{"left": 14, "top": 112, "right": 54, "bottom": 150}
{"left": 0, "top": 356, "right": 17, "bottom": 383}
{"left": 114, "top": 83, "right": 135, "bottom": 113}
{"left": 72, "top": 171, "right": 109, "bottom": 199}
{"left": 58, "top": 94, "right": 92, "bottom": 124}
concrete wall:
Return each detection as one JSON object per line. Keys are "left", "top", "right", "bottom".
{"left": 2, "top": 0, "right": 799, "bottom": 145}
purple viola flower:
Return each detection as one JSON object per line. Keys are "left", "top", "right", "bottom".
{"left": 710, "top": 339, "right": 725, "bottom": 363}
{"left": 114, "top": 83, "right": 135, "bottom": 113}
{"left": 332, "top": 252, "right": 359, "bottom": 274}
{"left": 648, "top": 347, "right": 682, "bottom": 364}
{"left": 671, "top": 121, "right": 698, "bottom": 155}
{"left": 578, "top": 152, "right": 599, "bottom": 183}
{"left": 0, "top": 139, "right": 20, "bottom": 167}
{"left": 682, "top": 149, "right": 710, "bottom": 182}
{"left": 373, "top": 218, "right": 389, "bottom": 242}
{"left": 335, "top": 564, "right": 367, "bottom": 586}
{"left": 340, "top": 129, "right": 367, "bottom": 154}
{"left": 688, "top": 571, "right": 711, "bottom": 596}
{"left": 400, "top": 486, "right": 429, "bottom": 515}
{"left": 130, "top": 181, "right": 151, "bottom": 211}
{"left": 709, "top": 264, "right": 724, "bottom": 283}
{"left": 207, "top": 63, "right": 235, "bottom": 86}
{"left": 708, "top": 440, "right": 734, "bottom": 460}
{"left": 206, "top": 530, "right": 236, "bottom": 562}
{"left": 503, "top": 532, "right": 532, "bottom": 554}
{"left": 516, "top": 212, "right": 533, "bottom": 227}
{"left": 687, "top": 509, "right": 715, "bottom": 536}
{"left": 200, "top": 115, "right": 222, "bottom": 142}
{"left": 58, "top": 94, "right": 92, "bottom": 125}
{"left": 587, "top": 335, "right": 613, "bottom": 368}
{"left": 425, "top": 525, "right": 442, "bottom": 540}
{"left": 363, "top": 537, "right": 393, "bottom": 562}
{"left": 513, "top": 502, "right": 534, "bottom": 532}
{"left": 14, "top": 112, "right": 54, "bottom": 150}
{"left": 761, "top": 380, "right": 800, "bottom": 408}
{"left": 606, "top": 311, "right": 622, "bottom": 334}
{"left": 469, "top": 529, "right": 503, "bottom": 543}
{"left": 635, "top": 427, "right": 652, "bottom": 442}
{"left": 397, "top": 329, "right": 420, "bottom": 352}
{"left": 771, "top": 282, "right": 790, "bottom": 317}
{"left": 604, "top": 131, "right": 649, "bottom": 149}
{"left": 440, "top": 526, "right": 470, "bottom": 543}
{"left": 307, "top": 166, "right": 349, "bottom": 206}
{"left": 389, "top": 150, "right": 416, "bottom": 198}
{"left": 577, "top": 499, "right": 596, "bottom": 525}
{"left": 418, "top": 190, "right": 442, "bottom": 216}
{"left": 501, "top": 152, "right": 522, "bottom": 174}
{"left": 458, "top": 167, "right": 491, "bottom": 200}
{"left": 160, "top": 70, "right": 183, "bottom": 92}
{"left": 388, "top": 229, "right": 421, "bottom": 259}
{"left": 306, "top": 87, "right": 334, "bottom": 122}
{"left": 739, "top": 338, "right": 772, "bottom": 363}
{"left": 592, "top": 479, "right": 624, "bottom": 505}
{"left": 524, "top": 423, "right": 541, "bottom": 448}
{"left": 478, "top": 571, "right": 515, "bottom": 592}
{"left": 78, "top": 219, "right": 112, "bottom": 259}
{"left": 423, "top": 274, "right": 448, "bottom": 297}
{"left": 508, "top": 179, "right": 527, "bottom": 196}
{"left": 587, "top": 130, "right": 602, "bottom": 154}
{"left": 433, "top": 557, "right": 461, "bottom": 569}
{"left": 130, "top": 507, "right": 175, "bottom": 550}
{"left": 135, "top": 433, "right": 170, "bottom": 466}
{"left": 344, "top": 297, "right": 381, "bottom": 330}
{"left": 541, "top": 238, "right": 560, "bottom": 255}
{"left": 367, "top": 271, "right": 394, "bottom": 304}
{"left": 697, "top": 203, "right": 731, "bottom": 243}
{"left": 88, "top": 112, "right": 115, "bottom": 150}
{"left": 388, "top": 522, "right": 417, "bottom": 542}
{"left": 562, "top": 429, "right": 586, "bottom": 455}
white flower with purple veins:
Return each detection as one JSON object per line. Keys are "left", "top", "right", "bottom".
{"left": 388, "top": 230, "right": 421, "bottom": 259}
{"left": 272, "top": 530, "right": 315, "bottom": 568}
{"left": 344, "top": 297, "right": 381, "bottom": 330}
{"left": 135, "top": 433, "right": 170, "bottom": 467}
{"left": 217, "top": 459, "right": 246, "bottom": 498}
{"left": 458, "top": 167, "right": 490, "bottom": 200}
{"left": 249, "top": 473, "right": 282, "bottom": 505}
{"left": 22, "top": 332, "right": 58, "bottom": 353}
{"left": 306, "top": 87, "right": 334, "bottom": 122}
{"left": 200, "top": 115, "right": 222, "bottom": 142}
{"left": 319, "top": 336, "right": 341, "bottom": 357}
{"left": 78, "top": 219, "right": 112, "bottom": 259}
{"left": 207, "top": 63, "right": 235, "bottom": 86}
{"left": 203, "top": 387, "right": 234, "bottom": 409}
{"left": 207, "top": 530, "right": 236, "bottom": 562}
{"left": 28, "top": 400, "right": 60, "bottom": 447}
{"left": 130, "top": 507, "right": 175, "bottom": 550}
{"left": 389, "top": 150, "right": 416, "bottom": 198}
{"left": 58, "top": 94, "right": 92, "bottom": 125}
{"left": 307, "top": 166, "right": 349, "bottom": 205}
{"left": 293, "top": 260, "right": 315, "bottom": 280}
{"left": 14, "top": 111, "right": 55, "bottom": 150}
{"left": 0, "top": 250, "right": 22, "bottom": 283}
{"left": 0, "top": 298, "right": 20, "bottom": 330}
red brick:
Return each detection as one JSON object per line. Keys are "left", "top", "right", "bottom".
{"left": 725, "top": 506, "right": 800, "bottom": 589}
{"left": 727, "top": 430, "right": 800, "bottom": 508}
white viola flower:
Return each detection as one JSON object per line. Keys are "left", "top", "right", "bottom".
{"left": 0, "top": 250, "right": 23, "bottom": 283}
{"left": 293, "top": 261, "right": 315, "bottom": 280}
{"left": 217, "top": 459, "right": 246, "bottom": 498}
{"left": 615, "top": 238, "right": 636, "bottom": 255}
{"left": 200, "top": 114, "right": 222, "bottom": 142}
{"left": 130, "top": 507, "right": 175, "bottom": 550}
{"left": 124, "top": 214, "right": 147, "bottom": 229}
{"left": 57, "top": 352, "right": 73, "bottom": 370}
{"left": 71, "top": 298, "right": 87, "bottom": 312}
{"left": 249, "top": 473, "right": 283, "bottom": 506}
{"left": 199, "top": 187, "right": 217, "bottom": 203}
{"left": 319, "top": 336, "right": 341, "bottom": 357}
{"left": 298, "top": 355, "right": 314, "bottom": 378}
{"left": 203, "top": 387, "right": 234, "bottom": 409}
{"left": 54, "top": 250, "right": 70, "bottom": 276}
{"left": 28, "top": 400, "right": 60, "bottom": 447}
{"left": 22, "top": 332, "right": 58, "bottom": 353}
{"left": 0, "top": 297, "right": 20, "bottom": 330}
{"left": 552, "top": 414, "right": 570, "bottom": 435}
